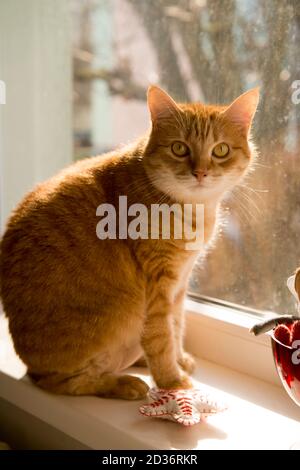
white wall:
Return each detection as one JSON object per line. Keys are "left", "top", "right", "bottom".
{"left": 0, "top": 0, "right": 72, "bottom": 229}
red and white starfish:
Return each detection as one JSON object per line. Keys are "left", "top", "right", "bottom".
{"left": 140, "top": 388, "right": 227, "bottom": 426}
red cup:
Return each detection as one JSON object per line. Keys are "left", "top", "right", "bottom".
{"left": 271, "top": 322, "right": 300, "bottom": 406}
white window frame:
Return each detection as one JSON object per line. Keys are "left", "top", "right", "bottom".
{"left": 185, "top": 298, "right": 278, "bottom": 386}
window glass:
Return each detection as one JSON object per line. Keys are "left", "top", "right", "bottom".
{"left": 71, "top": 0, "right": 300, "bottom": 315}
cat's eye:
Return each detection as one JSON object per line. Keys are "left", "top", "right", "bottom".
{"left": 171, "top": 141, "right": 190, "bottom": 157}
{"left": 212, "top": 143, "right": 230, "bottom": 158}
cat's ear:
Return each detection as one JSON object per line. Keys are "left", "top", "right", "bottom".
{"left": 222, "top": 88, "right": 260, "bottom": 134}
{"left": 147, "top": 85, "right": 180, "bottom": 123}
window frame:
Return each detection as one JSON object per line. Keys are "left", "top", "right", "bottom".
{"left": 185, "top": 298, "right": 278, "bottom": 385}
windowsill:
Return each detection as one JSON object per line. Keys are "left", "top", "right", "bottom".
{"left": 185, "top": 298, "right": 280, "bottom": 386}
{"left": 0, "top": 300, "right": 300, "bottom": 450}
{"left": 1, "top": 360, "right": 300, "bottom": 450}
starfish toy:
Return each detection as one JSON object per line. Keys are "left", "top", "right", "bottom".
{"left": 139, "top": 387, "right": 227, "bottom": 426}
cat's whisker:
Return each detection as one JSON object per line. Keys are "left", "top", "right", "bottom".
{"left": 231, "top": 202, "right": 252, "bottom": 226}
{"left": 240, "top": 184, "right": 269, "bottom": 194}
{"left": 250, "top": 162, "right": 271, "bottom": 169}
{"left": 230, "top": 192, "right": 258, "bottom": 224}
{"left": 238, "top": 191, "right": 262, "bottom": 219}
{"left": 238, "top": 184, "right": 267, "bottom": 213}
{"left": 239, "top": 190, "right": 262, "bottom": 217}
{"left": 222, "top": 198, "right": 249, "bottom": 227}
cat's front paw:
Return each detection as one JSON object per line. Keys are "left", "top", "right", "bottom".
{"left": 178, "top": 351, "right": 196, "bottom": 374}
{"left": 157, "top": 372, "right": 193, "bottom": 390}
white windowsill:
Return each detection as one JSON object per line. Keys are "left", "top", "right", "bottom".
{"left": 0, "top": 300, "right": 300, "bottom": 450}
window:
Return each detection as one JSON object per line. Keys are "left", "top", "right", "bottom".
{"left": 71, "top": 0, "right": 300, "bottom": 315}
{"left": 1, "top": 1, "right": 299, "bottom": 317}
{"left": 0, "top": 0, "right": 72, "bottom": 225}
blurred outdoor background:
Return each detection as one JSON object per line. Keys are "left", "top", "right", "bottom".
{"left": 70, "top": 0, "right": 300, "bottom": 315}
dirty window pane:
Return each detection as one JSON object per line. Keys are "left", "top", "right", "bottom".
{"left": 71, "top": 0, "right": 300, "bottom": 315}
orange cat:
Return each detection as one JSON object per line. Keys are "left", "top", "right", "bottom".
{"left": 0, "top": 86, "right": 259, "bottom": 399}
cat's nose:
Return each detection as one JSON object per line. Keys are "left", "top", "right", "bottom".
{"left": 192, "top": 169, "right": 208, "bottom": 181}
